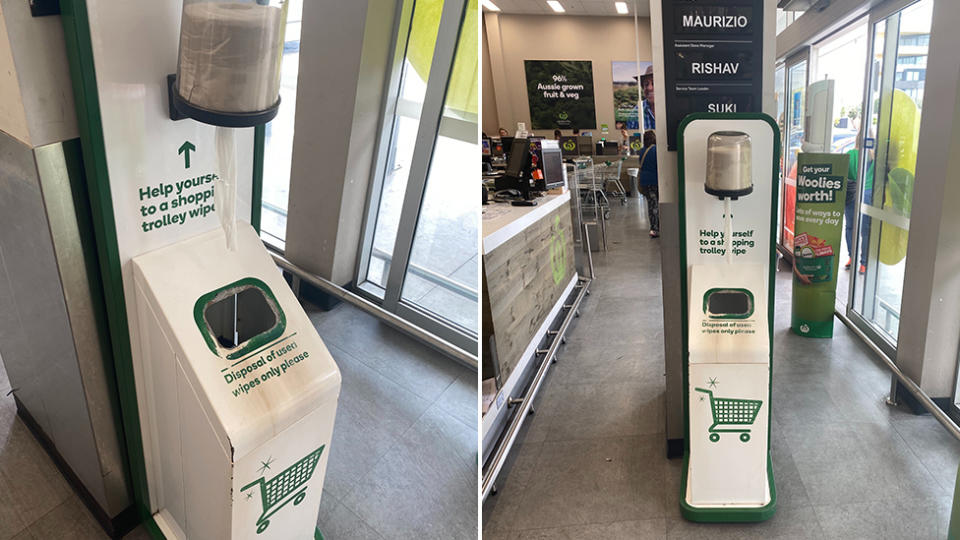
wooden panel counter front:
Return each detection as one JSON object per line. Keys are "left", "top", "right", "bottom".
{"left": 482, "top": 193, "right": 576, "bottom": 389}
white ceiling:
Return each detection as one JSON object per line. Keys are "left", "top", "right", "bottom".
{"left": 485, "top": 0, "right": 651, "bottom": 17}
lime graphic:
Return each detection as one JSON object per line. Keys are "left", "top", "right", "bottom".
{"left": 558, "top": 111, "right": 569, "bottom": 120}
{"left": 550, "top": 216, "right": 567, "bottom": 285}
{"left": 631, "top": 141, "right": 641, "bottom": 150}
{"left": 562, "top": 140, "right": 577, "bottom": 151}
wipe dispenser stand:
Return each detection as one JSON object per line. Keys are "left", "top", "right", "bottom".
{"left": 705, "top": 131, "right": 753, "bottom": 264}
{"left": 168, "top": 0, "right": 288, "bottom": 127}
{"left": 678, "top": 114, "right": 780, "bottom": 523}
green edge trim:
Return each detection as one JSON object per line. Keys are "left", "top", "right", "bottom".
{"left": 676, "top": 112, "right": 781, "bottom": 520}
{"left": 702, "top": 287, "right": 755, "bottom": 319}
{"left": 679, "top": 453, "right": 777, "bottom": 522}
{"left": 193, "top": 277, "right": 287, "bottom": 360}
{"left": 251, "top": 124, "right": 265, "bottom": 234}
{"left": 315, "top": 527, "right": 325, "bottom": 540}
{"left": 59, "top": 0, "right": 156, "bottom": 530}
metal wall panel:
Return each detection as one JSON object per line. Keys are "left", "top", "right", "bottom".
{"left": 0, "top": 129, "right": 130, "bottom": 516}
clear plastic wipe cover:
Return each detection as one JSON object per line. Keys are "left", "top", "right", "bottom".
{"left": 705, "top": 131, "right": 752, "bottom": 195}
{"left": 177, "top": 0, "right": 288, "bottom": 113}
{"left": 216, "top": 126, "right": 238, "bottom": 250}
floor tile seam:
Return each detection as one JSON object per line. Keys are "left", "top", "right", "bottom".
{"left": 332, "top": 496, "right": 388, "bottom": 540}
{"left": 538, "top": 432, "right": 669, "bottom": 445}
{"left": 887, "top": 419, "right": 956, "bottom": 492}
{"left": 330, "top": 340, "right": 442, "bottom": 410}
{"left": 503, "top": 515, "right": 669, "bottom": 534}
{"left": 0, "top": 425, "right": 72, "bottom": 508}
{"left": 17, "top": 496, "right": 70, "bottom": 536}
{"left": 538, "top": 429, "right": 668, "bottom": 444}
{"left": 482, "top": 439, "right": 548, "bottom": 531}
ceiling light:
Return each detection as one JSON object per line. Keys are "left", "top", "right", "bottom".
{"left": 615, "top": 1, "right": 628, "bottom": 14}
{"left": 482, "top": 0, "right": 500, "bottom": 11}
{"left": 547, "top": 1, "right": 565, "bottom": 13}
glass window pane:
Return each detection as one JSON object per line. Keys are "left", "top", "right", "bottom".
{"left": 810, "top": 19, "right": 868, "bottom": 308}
{"left": 260, "top": 0, "right": 303, "bottom": 244}
{"left": 364, "top": 0, "right": 446, "bottom": 290}
{"left": 852, "top": 0, "right": 932, "bottom": 343}
{"left": 400, "top": 0, "right": 478, "bottom": 333}
{"left": 774, "top": 64, "right": 785, "bottom": 246}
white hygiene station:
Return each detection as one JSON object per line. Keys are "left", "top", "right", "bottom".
{"left": 678, "top": 113, "right": 779, "bottom": 522}
{"left": 72, "top": 1, "right": 341, "bottom": 538}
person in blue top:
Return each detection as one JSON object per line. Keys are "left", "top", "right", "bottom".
{"left": 638, "top": 130, "right": 659, "bottom": 237}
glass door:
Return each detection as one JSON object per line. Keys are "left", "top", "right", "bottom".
{"left": 848, "top": 0, "right": 932, "bottom": 354}
{"left": 780, "top": 53, "right": 808, "bottom": 256}
{"left": 774, "top": 63, "right": 785, "bottom": 253}
{"left": 357, "top": 0, "right": 478, "bottom": 354}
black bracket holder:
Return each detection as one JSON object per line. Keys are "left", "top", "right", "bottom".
{"left": 29, "top": 0, "right": 60, "bottom": 17}
{"left": 167, "top": 74, "right": 280, "bottom": 128}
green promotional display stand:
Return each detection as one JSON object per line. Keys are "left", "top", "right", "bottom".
{"left": 678, "top": 113, "right": 779, "bottom": 522}
{"left": 790, "top": 153, "right": 849, "bottom": 338}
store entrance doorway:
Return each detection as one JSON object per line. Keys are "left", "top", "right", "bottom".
{"left": 847, "top": 0, "right": 933, "bottom": 357}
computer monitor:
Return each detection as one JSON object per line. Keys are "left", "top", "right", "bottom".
{"left": 603, "top": 141, "right": 619, "bottom": 155}
{"left": 559, "top": 136, "right": 579, "bottom": 158}
{"left": 539, "top": 140, "right": 565, "bottom": 189}
{"left": 482, "top": 138, "right": 491, "bottom": 156}
{"left": 490, "top": 137, "right": 505, "bottom": 158}
{"left": 497, "top": 138, "right": 533, "bottom": 198}
{"left": 504, "top": 138, "right": 530, "bottom": 178}
{"left": 578, "top": 135, "right": 593, "bottom": 155}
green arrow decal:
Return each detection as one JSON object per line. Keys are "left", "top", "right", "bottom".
{"left": 178, "top": 140, "right": 196, "bottom": 169}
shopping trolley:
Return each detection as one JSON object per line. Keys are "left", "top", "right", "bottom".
{"left": 695, "top": 388, "right": 763, "bottom": 443}
{"left": 241, "top": 445, "right": 325, "bottom": 534}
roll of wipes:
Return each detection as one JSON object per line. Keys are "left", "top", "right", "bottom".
{"left": 705, "top": 131, "right": 753, "bottom": 198}
{"left": 177, "top": 2, "right": 284, "bottom": 113}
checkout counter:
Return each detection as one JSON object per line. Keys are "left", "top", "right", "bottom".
{"left": 480, "top": 179, "right": 589, "bottom": 499}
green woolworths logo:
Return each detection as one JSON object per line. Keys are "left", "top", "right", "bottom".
{"left": 550, "top": 215, "right": 567, "bottom": 284}
{"left": 562, "top": 140, "right": 577, "bottom": 151}
{"left": 242, "top": 446, "right": 325, "bottom": 534}
{"left": 557, "top": 111, "right": 569, "bottom": 120}
{"left": 631, "top": 141, "right": 641, "bottom": 150}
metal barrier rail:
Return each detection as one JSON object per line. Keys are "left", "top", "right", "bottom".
{"left": 835, "top": 310, "right": 960, "bottom": 442}
{"left": 270, "top": 251, "right": 478, "bottom": 369}
{"left": 371, "top": 246, "right": 478, "bottom": 302}
{"left": 481, "top": 278, "right": 592, "bottom": 501}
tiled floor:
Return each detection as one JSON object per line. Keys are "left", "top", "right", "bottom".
{"left": 0, "top": 298, "right": 477, "bottom": 539}
{"left": 482, "top": 197, "right": 960, "bottom": 539}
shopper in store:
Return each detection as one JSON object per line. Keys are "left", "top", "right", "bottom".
{"left": 554, "top": 129, "right": 562, "bottom": 139}
{"left": 499, "top": 127, "right": 509, "bottom": 137}
{"left": 844, "top": 129, "right": 874, "bottom": 273}
{"left": 638, "top": 129, "right": 659, "bottom": 238}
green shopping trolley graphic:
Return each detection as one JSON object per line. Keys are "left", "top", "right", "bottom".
{"left": 241, "top": 445, "right": 325, "bottom": 534}
{"left": 695, "top": 388, "right": 762, "bottom": 443}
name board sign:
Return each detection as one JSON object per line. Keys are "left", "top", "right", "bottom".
{"left": 662, "top": 0, "right": 764, "bottom": 150}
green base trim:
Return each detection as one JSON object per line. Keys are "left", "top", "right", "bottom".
{"left": 679, "top": 452, "right": 777, "bottom": 522}
{"left": 315, "top": 527, "right": 325, "bottom": 540}
{"left": 790, "top": 316, "right": 834, "bottom": 338}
